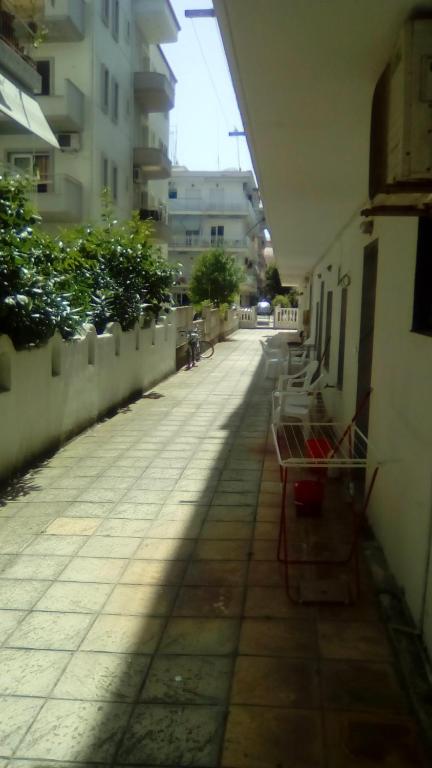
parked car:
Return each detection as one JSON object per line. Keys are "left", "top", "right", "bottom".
{"left": 256, "top": 300, "right": 272, "bottom": 315}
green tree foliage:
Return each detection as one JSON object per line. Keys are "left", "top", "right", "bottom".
{"left": 265, "top": 261, "right": 283, "bottom": 299}
{"left": 0, "top": 173, "right": 179, "bottom": 347}
{"left": 189, "top": 249, "right": 243, "bottom": 307}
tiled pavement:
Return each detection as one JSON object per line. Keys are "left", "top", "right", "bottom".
{"left": 0, "top": 329, "right": 428, "bottom": 767}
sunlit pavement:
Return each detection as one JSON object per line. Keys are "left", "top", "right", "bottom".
{"left": 0, "top": 329, "right": 428, "bottom": 767}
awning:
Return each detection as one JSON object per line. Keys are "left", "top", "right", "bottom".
{"left": 0, "top": 73, "right": 59, "bottom": 148}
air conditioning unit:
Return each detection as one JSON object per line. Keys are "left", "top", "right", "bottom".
{"left": 57, "top": 133, "right": 81, "bottom": 152}
{"left": 370, "top": 19, "right": 432, "bottom": 196}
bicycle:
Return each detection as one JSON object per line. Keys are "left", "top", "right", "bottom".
{"left": 179, "top": 328, "right": 214, "bottom": 369}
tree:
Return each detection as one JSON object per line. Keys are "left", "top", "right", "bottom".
{"left": 265, "top": 262, "right": 299, "bottom": 306}
{"left": 189, "top": 249, "right": 243, "bottom": 307}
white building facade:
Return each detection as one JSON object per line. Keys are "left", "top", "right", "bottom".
{"left": 0, "top": 0, "right": 179, "bottom": 248}
{"left": 167, "top": 167, "right": 266, "bottom": 305}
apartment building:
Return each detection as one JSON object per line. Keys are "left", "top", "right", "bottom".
{"left": 167, "top": 167, "right": 266, "bottom": 305}
{"left": 215, "top": 0, "right": 432, "bottom": 657}
{"left": 0, "top": 0, "right": 57, "bottom": 145}
{"left": 0, "top": 0, "right": 179, "bottom": 248}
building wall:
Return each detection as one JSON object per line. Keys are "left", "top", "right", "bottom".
{"left": 306, "top": 211, "right": 432, "bottom": 653}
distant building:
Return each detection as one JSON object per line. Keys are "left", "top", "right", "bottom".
{"left": 0, "top": 0, "right": 179, "bottom": 251}
{"left": 167, "top": 167, "right": 266, "bottom": 305}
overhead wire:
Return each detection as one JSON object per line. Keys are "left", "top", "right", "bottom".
{"left": 190, "top": 17, "right": 232, "bottom": 131}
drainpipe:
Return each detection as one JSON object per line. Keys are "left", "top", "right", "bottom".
{"left": 419, "top": 475, "right": 432, "bottom": 635}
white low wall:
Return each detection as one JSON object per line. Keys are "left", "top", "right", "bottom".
{"left": 274, "top": 307, "right": 299, "bottom": 329}
{"left": 239, "top": 308, "right": 257, "bottom": 328}
{"left": 0, "top": 314, "right": 176, "bottom": 482}
{"left": 202, "top": 307, "right": 239, "bottom": 342}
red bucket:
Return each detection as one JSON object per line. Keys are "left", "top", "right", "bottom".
{"left": 305, "top": 437, "right": 332, "bottom": 478}
{"left": 294, "top": 479, "right": 324, "bottom": 517}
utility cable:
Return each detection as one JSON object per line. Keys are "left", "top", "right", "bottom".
{"left": 191, "top": 17, "right": 231, "bottom": 131}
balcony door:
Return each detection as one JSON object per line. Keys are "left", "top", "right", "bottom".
{"left": 10, "top": 153, "right": 50, "bottom": 192}
{"left": 211, "top": 225, "right": 224, "bottom": 247}
{"left": 356, "top": 239, "right": 378, "bottom": 440}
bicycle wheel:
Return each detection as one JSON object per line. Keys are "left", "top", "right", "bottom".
{"left": 199, "top": 339, "right": 214, "bottom": 359}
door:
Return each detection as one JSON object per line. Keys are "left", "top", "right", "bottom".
{"left": 316, "top": 280, "right": 324, "bottom": 362}
{"left": 210, "top": 225, "right": 224, "bottom": 246}
{"left": 356, "top": 239, "right": 378, "bottom": 439}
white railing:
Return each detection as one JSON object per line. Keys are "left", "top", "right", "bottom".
{"left": 170, "top": 236, "right": 248, "bottom": 250}
{"left": 239, "top": 308, "right": 257, "bottom": 328}
{"left": 274, "top": 307, "right": 299, "bottom": 329}
{"left": 168, "top": 198, "right": 251, "bottom": 214}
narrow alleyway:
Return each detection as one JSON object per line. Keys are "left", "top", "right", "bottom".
{"left": 0, "top": 330, "right": 428, "bottom": 767}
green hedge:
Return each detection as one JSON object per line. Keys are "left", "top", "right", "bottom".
{"left": 0, "top": 174, "right": 178, "bottom": 348}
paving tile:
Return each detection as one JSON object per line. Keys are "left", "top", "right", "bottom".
{"left": 0, "top": 555, "right": 69, "bottom": 581}
{"left": 231, "top": 655, "right": 320, "bottom": 708}
{"left": 17, "top": 699, "right": 130, "bottom": 762}
{"left": 45, "top": 517, "right": 101, "bottom": 536}
{"left": 207, "top": 505, "right": 255, "bottom": 522}
{"left": 148, "top": 519, "right": 202, "bottom": 539}
{"left": 0, "top": 648, "right": 71, "bottom": 695}
{"left": 97, "top": 518, "right": 153, "bottom": 537}
{"left": 324, "top": 710, "right": 429, "bottom": 767}
{"left": 78, "top": 536, "right": 141, "bottom": 558}
{"left": 0, "top": 609, "right": 26, "bottom": 643}
{"left": 239, "top": 618, "right": 318, "bottom": 657}
{"left": 22, "top": 535, "right": 86, "bottom": 556}
{"left": 63, "top": 502, "right": 115, "bottom": 517}
{"left": 0, "top": 580, "right": 51, "bottom": 610}
{"left": 81, "top": 614, "right": 164, "bottom": 653}
{"left": 5, "top": 611, "right": 93, "bottom": 650}
{"left": 122, "top": 490, "right": 171, "bottom": 504}
{"left": 250, "top": 540, "right": 278, "bottom": 560}
{"left": 159, "top": 617, "right": 239, "bottom": 655}
{"left": 0, "top": 695, "right": 45, "bottom": 757}
{"left": 322, "top": 660, "right": 409, "bottom": 714}
{"left": 199, "top": 521, "right": 254, "bottom": 540}
{"left": 254, "top": 521, "right": 280, "bottom": 540}
{"left": 118, "top": 703, "right": 225, "bottom": 767}
{"left": 141, "top": 655, "right": 232, "bottom": 704}
{"left": 222, "top": 705, "right": 323, "bottom": 768}
{"left": 245, "top": 587, "right": 314, "bottom": 618}
{"left": 35, "top": 581, "right": 112, "bottom": 613}
{"left": 194, "top": 539, "right": 251, "bottom": 560}
{"left": 76, "top": 487, "right": 126, "bottom": 504}
{"left": 174, "top": 586, "right": 244, "bottom": 617}
{"left": 318, "top": 620, "right": 392, "bottom": 661}
{"left": 108, "top": 503, "right": 161, "bottom": 519}
{"left": 247, "top": 560, "right": 285, "bottom": 586}
{"left": 134, "top": 537, "right": 195, "bottom": 560}
{"left": 158, "top": 504, "right": 208, "bottom": 522}
{"left": 52, "top": 651, "right": 150, "bottom": 702}
{"left": 184, "top": 561, "right": 247, "bottom": 586}
{"left": 104, "top": 584, "right": 177, "bottom": 615}
{"left": 213, "top": 492, "right": 257, "bottom": 506}
{"left": 59, "top": 556, "right": 127, "bottom": 583}
{"left": 121, "top": 559, "right": 186, "bottom": 585}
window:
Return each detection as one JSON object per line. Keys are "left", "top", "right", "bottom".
{"left": 126, "top": 19, "right": 130, "bottom": 42}
{"left": 9, "top": 153, "right": 50, "bottom": 192}
{"left": 412, "top": 218, "right": 432, "bottom": 336}
{"left": 112, "top": 0, "right": 119, "bottom": 40}
{"left": 101, "top": 154, "right": 109, "bottom": 189}
{"left": 101, "top": 65, "right": 109, "bottom": 112}
{"left": 35, "top": 60, "right": 51, "bottom": 95}
{"left": 211, "top": 225, "right": 224, "bottom": 246}
{"left": 337, "top": 287, "right": 348, "bottom": 389}
{"left": 112, "top": 163, "right": 118, "bottom": 201}
{"left": 324, "top": 290, "right": 333, "bottom": 371}
{"left": 112, "top": 79, "right": 119, "bottom": 122}
{"left": 101, "top": 0, "right": 109, "bottom": 26}
{"left": 168, "top": 182, "right": 177, "bottom": 199}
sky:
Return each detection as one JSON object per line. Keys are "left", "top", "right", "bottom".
{"left": 161, "top": 0, "right": 254, "bottom": 174}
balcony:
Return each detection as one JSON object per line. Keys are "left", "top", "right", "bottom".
{"left": 13, "top": 0, "right": 85, "bottom": 42}
{"left": 37, "top": 79, "right": 84, "bottom": 131}
{"left": 134, "top": 0, "right": 179, "bottom": 44}
{"left": 134, "top": 71, "right": 174, "bottom": 112}
{"left": 170, "top": 236, "right": 249, "bottom": 250}
{"left": 139, "top": 207, "right": 170, "bottom": 242}
{"left": 31, "top": 174, "right": 82, "bottom": 222}
{"left": 168, "top": 197, "right": 252, "bottom": 215}
{"left": 134, "top": 147, "right": 171, "bottom": 180}
{"left": 0, "top": 9, "right": 40, "bottom": 92}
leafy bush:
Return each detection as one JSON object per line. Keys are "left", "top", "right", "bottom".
{"left": 189, "top": 249, "right": 243, "bottom": 307}
{"left": 0, "top": 175, "right": 179, "bottom": 346}
{"left": 271, "top": 294, "right": 291, "bottom": 309}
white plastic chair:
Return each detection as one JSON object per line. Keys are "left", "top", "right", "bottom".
{"left": 276, "top": 359, "right": 319, "bottom": 392}
{"left": 272, "top": 373, "right": 324, "bottom": 425}
{"left": 260, "top": 338, "right": 289, "bottom": 378}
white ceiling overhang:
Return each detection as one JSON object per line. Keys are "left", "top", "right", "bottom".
{"left": 214, "top": 0, "right": 432, "bottom": 283}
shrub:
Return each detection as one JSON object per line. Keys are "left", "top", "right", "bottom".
{"left": 189, "top": 249, "right": 243, "bottom": 307}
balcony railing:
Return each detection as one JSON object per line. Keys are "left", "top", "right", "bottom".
{"left": 0, "top": 7, "right": 41, "bottom": 92}
{"left": 31, "top": 174, "right": 82, "bottom": 222}
{"left": 37, "top": 79, "right": 84, "bottom": 131}
{"left": 139, "top": 207, "right": 170, "bottom": 242}
{"left": 168, "top": 197, "right": 253, "bottom": 214}
{"left": 9, "top": 0, "right": 85, "bottom": 42}
{"left": 134, "top": 147, "right": 172, "bottom": 180}
{"left": 134, "top": 71, "right": 175, "bottom": 112}
{"left": 170, "top": 236, "right": 249, "bottom": 250}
